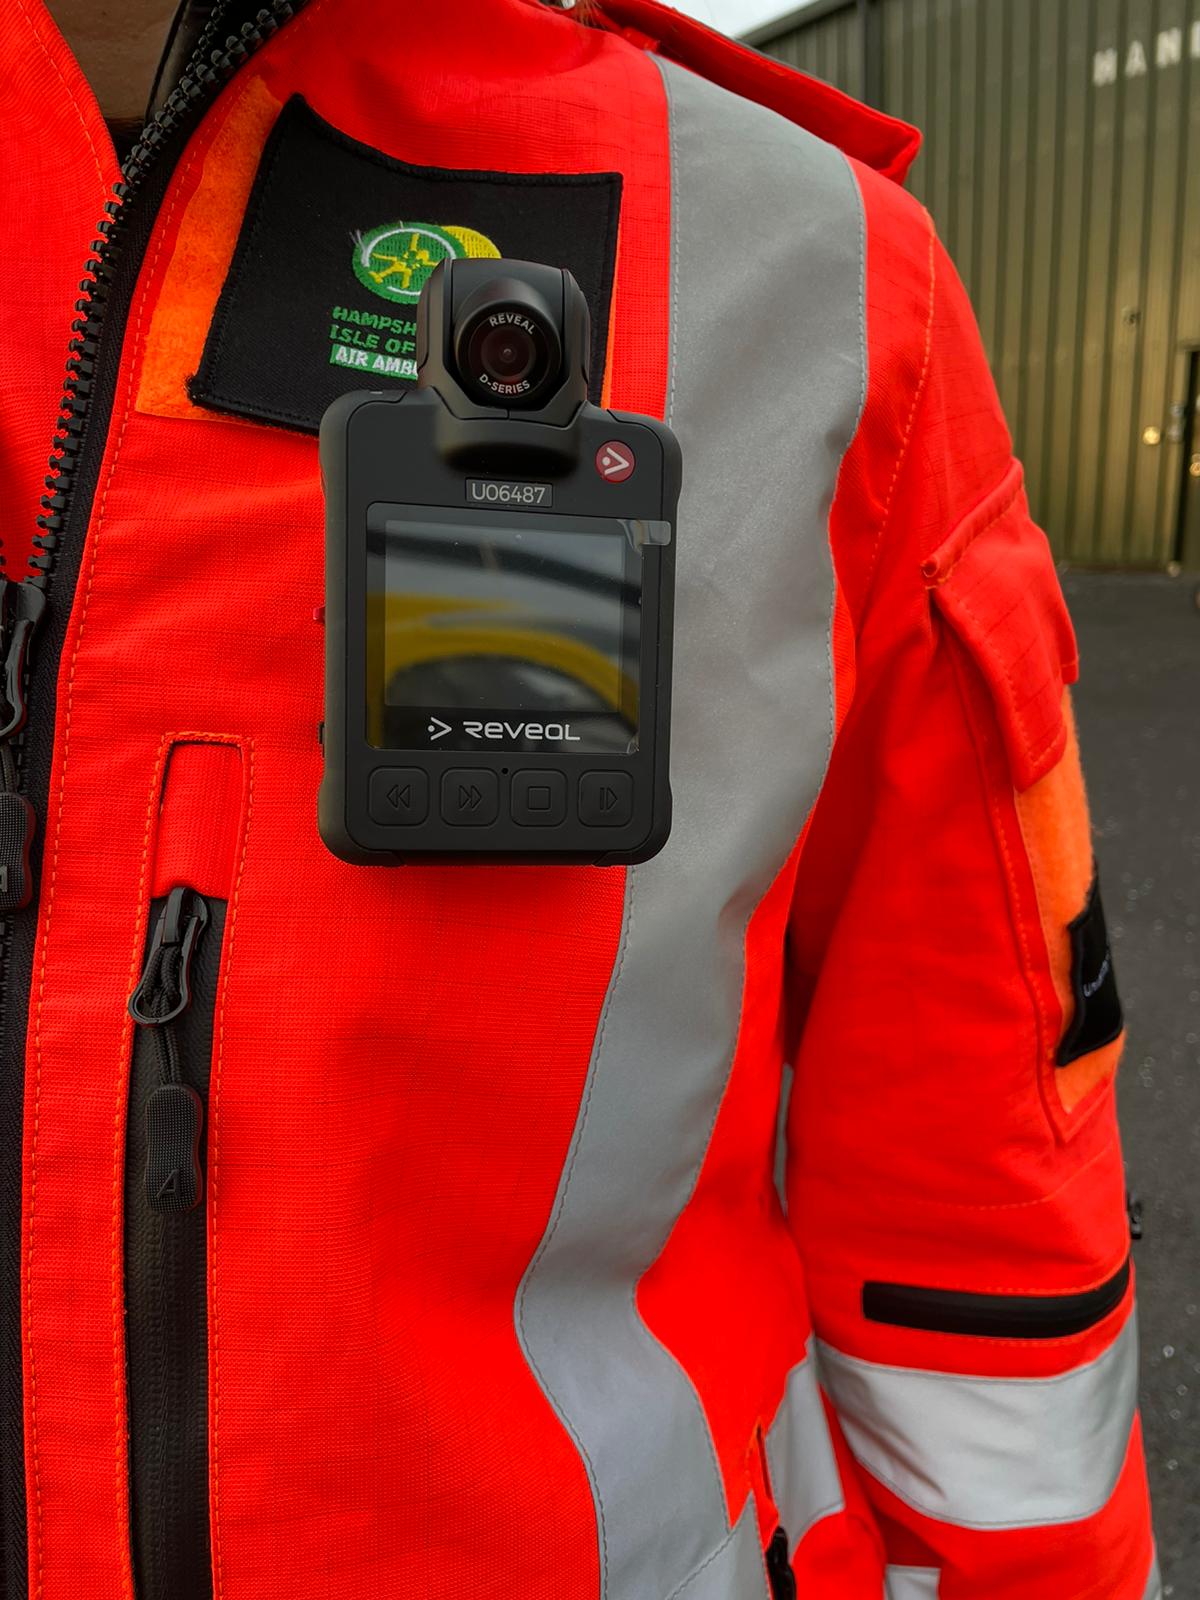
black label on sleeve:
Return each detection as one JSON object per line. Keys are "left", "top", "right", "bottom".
{"left": 1057, "top": 875, "right": 1124, "bottom": 1066}
{"left": 190, "top": 96, "right": 621, "bottom": 434}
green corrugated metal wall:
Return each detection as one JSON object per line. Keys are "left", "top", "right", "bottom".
{"left": 747, "top": 0, "right": 1200, "bottom": 568}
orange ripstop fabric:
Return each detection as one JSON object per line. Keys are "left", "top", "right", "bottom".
{"left": 136, "top": 76, "right": 284, "bottom": 422}
{"left": 2, "top": 0, "right": 1154, "bottom": 1595}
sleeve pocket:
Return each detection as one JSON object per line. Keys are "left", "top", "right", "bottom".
{"left": 922, "top": 461, "right": 1078, "bottom": 791}
{"left": 925, "top": 464, "right": 1123, "bottom": 1134}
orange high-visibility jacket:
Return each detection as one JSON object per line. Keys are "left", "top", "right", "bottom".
{"left": 0, "top": 2, "right": 1157, "bottom": 1597}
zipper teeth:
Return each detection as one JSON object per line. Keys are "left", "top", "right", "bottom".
{"left": 33, "top": 1, "right": 299, "bottom": 596}
{"left": 861, "top": 1259, "right": 1132, "bottom": 1339}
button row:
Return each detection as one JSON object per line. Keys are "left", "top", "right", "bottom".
{"left": 369, "top": 767, "right": 634, "bottom": 829}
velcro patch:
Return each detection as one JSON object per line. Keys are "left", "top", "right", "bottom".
{"left": 1057, "top": 875, "right": 1124, "bottom": 1066}
{"left": 190, "top": 96, "right": 621, "bottom": 433}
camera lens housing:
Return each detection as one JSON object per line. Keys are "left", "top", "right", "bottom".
{"left": 452, "top": 275, "right": 564, "bottom": 408}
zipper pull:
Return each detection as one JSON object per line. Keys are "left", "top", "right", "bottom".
{"left": 0, "top": 577, "right": 47, "bottom": 742}
{"left": 0, "top": 744, "right": 35, "bottom": 913}
{"left": 0, "top": 579, "right": 46, "bottom": 912}
{"left": 129, "top": 886, "right": 210, "bottom": 1213}
{"left": 765, "top": 1528, "right": 797, "bottom": 1600}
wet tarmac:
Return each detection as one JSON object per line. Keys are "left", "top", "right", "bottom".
{"left": 1065, "top": 573, "right": 1200, "bottom": 1593}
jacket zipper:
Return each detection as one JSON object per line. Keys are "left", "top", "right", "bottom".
{"left": 126, "top": 886, "right": 226, "bottom": 1600}
{"left": 861, "top": 1258, "right": 1132, "bottom": 1340}
{"left": 0, "top": 7, "right": 303, "bottom": 1594}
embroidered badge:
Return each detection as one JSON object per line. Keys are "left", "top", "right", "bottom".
{"left": 190, "top": 96, "right": 621, "bottom": 434}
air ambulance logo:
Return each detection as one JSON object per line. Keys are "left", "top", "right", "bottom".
{"left": 329, "top": 219, "right": 501, "bottom": 380}
{"left": 352, "top": 220, "right": 501, "bottom": 303}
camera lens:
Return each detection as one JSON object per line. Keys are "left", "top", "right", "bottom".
{"left": 474, "top": 323, "right": 538, "bottom": 386}
{"left": 453, "top": 281, "right": 563, "bottom": 407}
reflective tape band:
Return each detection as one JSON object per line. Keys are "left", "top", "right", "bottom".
{"left": 667, "top": 1499, "right": 770, "bottom": 1600}
{"left": 514, "top": 50, "right": 867, "bottom": 1600}
{"left": 764, "top": 1353, "right": 845, "bottom": 1544}
{"left": 817, "top": 1314, "right": 1139, "bottom": 1530}
{"left": 885, "top": 1567, "right": 939, "bottom": 1600}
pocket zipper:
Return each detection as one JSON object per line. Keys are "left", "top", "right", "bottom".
{"left": 862, "top": 1258, "right": 1132, "bottom": 1340}
{"left": 765, "top": 1526, "right": 797, "bottom": 1600}
{"left": 129, "top": 887, "right": 211, "bottom": 1213}
{"left": 125, "top": 884, "right": 226, "bottom": 1600}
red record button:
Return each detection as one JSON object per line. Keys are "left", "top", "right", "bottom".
{"left": 596, "top": 440, "right": 635, "bottom": 483}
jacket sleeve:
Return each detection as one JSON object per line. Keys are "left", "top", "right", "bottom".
{"left": 782, "top": 207, "right": 1157, "bottom": 1600}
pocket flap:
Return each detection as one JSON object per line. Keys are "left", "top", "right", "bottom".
{"left": 923, "top": 463, "right": 1078, "bottom": 790}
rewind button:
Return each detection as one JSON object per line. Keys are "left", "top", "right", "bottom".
{"left": 369, "top": 768, "right": 429, "bottom": 826}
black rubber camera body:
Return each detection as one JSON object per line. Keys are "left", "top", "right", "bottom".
{"left": 318, "top": 258, "right": 680, "bottom": 866}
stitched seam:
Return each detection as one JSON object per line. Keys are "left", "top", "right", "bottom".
{"left": 623, "top": 50, "right": 726, "bottom": 1538}
{"left": 510, "top": 55, "right": 676, "bottom": 1598}
{"left": 22, "top": 0, "right": 320, "bottom": 1582}
{"left": 664, "top": 1514, "right": 742, "bottom": 1600}
{"left": 108, "top": 739, "right": 175, "bottom": 1594}
{"left": 925, "top": 478, "right": 1024, "bottom": 588}
{"left": 825, "top": 151, "right": 869, "bottom": 728}
{"left": 860, "top": 1258, "right": 1131, "bottom": 1300}
{"left": 136, "top": 0, "right": 337, "bottom": 389}
{"left": 862, "top": 208, "right": 937, "bottom": 605}
{"left": 30, "top": 309, "right": 146, "bottom": 1600}
{"left": 513, "top": 878, "right": 631, "bottom": 1597}
{"left": 208, "top": 736, "right": 254, "bottom": 1600}
{"left": 949, "top": 584, "right": 1063, "bottom": 767}
{"left": 819, "top": 1313, "right": 1135, "bottom": 1387}
{"left": 24, "top": 225, "right": 151, "bottom": 1600}
{"left": 848, "top": 1436, "right": 1130, "bottom": 1531}
{"left": 13, "top": 0, "right": 111, "bottom": 194}
{"left": 286, "top": 94, "right": 626, "bottom": 187}
{"left": 25, "top": 120, "right": 215, "bottom": 1587}
{"left": 1010, "top": 766, "right": 1082, "bottom": 1108}
{"left": 944, "top": 640, "right": 1050, "bottom": 1130}
{"left": 662, "top": 58, "right": 681, "bottom": 435}
{"left": 14, "top": 19, "right": 113, "bottom": 1582}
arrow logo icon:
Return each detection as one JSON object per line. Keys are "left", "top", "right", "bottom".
{"left": 427, "top": 717, "right": 452, "bottom": 741}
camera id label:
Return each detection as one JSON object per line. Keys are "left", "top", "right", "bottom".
{"left": 465, "top": 479, "right": 553, "bottom": 508}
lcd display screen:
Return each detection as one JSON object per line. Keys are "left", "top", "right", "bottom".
{"left": 366, "top": 504, "right": 647, "bottom": 753}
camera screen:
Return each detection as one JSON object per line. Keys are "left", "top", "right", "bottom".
{"left": 365, "top": 504, "right": 648, "bottom": 754}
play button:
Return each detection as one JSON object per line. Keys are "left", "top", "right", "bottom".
{"left": 578, "top": 770, "right": 634, "bottom": 827}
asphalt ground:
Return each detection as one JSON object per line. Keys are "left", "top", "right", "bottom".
{"left": 1063, "top": 573, "right": 1200, "bottom": 1594}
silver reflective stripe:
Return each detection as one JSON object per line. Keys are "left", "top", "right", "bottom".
{"left": 818, "top": 1314, "right": 1139, "bottom": 1530}
{"left": 515, "top": 52, "right": 867, "bottom": 1600}
{"left": 765, "top": 1354, "right": 844, "bottom": 1544}
{"left": 885, "top": 1567, "right": 940, "bottom": 1600}
{"left": 1143, "top": 1552, "right": 1163, "bottom": 1600}
{"left": 668, "top": 1499, "right": 770, "bottom": 1600}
